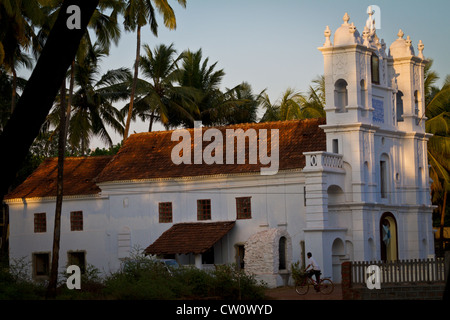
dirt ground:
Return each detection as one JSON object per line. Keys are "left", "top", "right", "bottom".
{"left": 265, "top": 284, "right": 342, "bottom": 300}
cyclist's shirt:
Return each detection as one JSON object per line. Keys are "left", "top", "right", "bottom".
{"left": 308, "top": 257, "right": 320, "bottom": 271}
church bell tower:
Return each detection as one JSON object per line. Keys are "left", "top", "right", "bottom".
{"left": 318, "top": 11, "right": 430, "bottom": 206}
{"left": 308, "top": 9, "right": 434, "bottom": 265}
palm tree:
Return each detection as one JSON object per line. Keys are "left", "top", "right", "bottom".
{"left": 135, "top": 47, "right": 257, "bottom": 128}
{"left": 258, "top": 92, "right": 280, "bottom": 122}
{"left": 259, "top": 88, "right": 302, "bottom": 122}
{"left": 0, "top": 0, "right": 43, "bottom": 112}
{"left": 259, "top": 76, "right": 326, "bottom": 122}
{"left": 47, "top": 45, "right": 130, "bottom": 155}
{"left": 33, "top": 1, "right": 124, "bottom": 296}
{"left": 220, "top": 82, "right": 262, "bottom": 125}
{"left": 122, "top": 0, "right": 187, "bottom": 141}
{"left": 37, "top": 0, "right": 123, "bottom": 140}
{"left": 123, "top": 43, "right": 195, "bottom": 131}
{"left": 173, "top": 48, "right": 226, "bottom": 127}
{"left": 0, "top": 65, "right": 27, "bottom": 132}
{"left": 0, "top": 1, "right": 100, "bottom": 296}
{"left": 425, "top": 73, "right": 450, "bottom": 253}
{"left": 299, "top": 75, "right": 326, "bottom": 118}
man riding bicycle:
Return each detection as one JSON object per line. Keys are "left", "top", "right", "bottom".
{"left": 305, "top": 252, "right": 321, "bottom": 291}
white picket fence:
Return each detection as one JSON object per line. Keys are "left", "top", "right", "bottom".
{"left": 351, "top": 258, "right": 446, "bottom": 286}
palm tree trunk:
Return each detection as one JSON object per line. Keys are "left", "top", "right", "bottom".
{"left": 148, "top": 110, "right": 155, "bottom": 132}
{"left": 123, "top": 25, "right": 141, "bottom": 141}
{"left": 64, "top": 60, "right": 75, "bottom": 144}
{"left": 0, "top": 0, "right": 99, "bottom": 205}
{"left": 82, "top": 137, "right": 86, "bottom": 156}
{"left": 11, "top": 67, "right": 17, "bottom": 113}
{"left": 47, "top": 80, "right": 67, "bottom": 298}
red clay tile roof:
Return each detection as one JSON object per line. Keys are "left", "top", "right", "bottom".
{"left": 4, "top": 156, "right": 113, "bottom": 200}
{"left": 96, "top": 118, "right": 326, "bottom": 183}
{"left": 5, "top": 119, "right": 326, "bottom": 199}
{"left": 144, "top": 221, "right": 236, "bottom": 255}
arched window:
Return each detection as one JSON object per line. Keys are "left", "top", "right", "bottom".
{"left": 380, "top": 154, "right": 389, "bottom": 199}
{"left": 371, "top": 54, "right": 380, "bottom": 84}
{"left": 364, "top": 161, "right": 370, "bottom": 200}
{"left": 396, "top": 91, "right": 404, "bottom": 122}
{"left": 360, "top": 79, "right": 367, "bottom": 108}
{"left": 278, "top": 237, "right": 287, "bottom": 270}
{"left": 334, "top": 79, "right": 348, "bottom": 112}
{"left": 414, "top": 91, "right": 419, "bottom": 116}
{"left": 414, "top": 90, "right": 421, "bottom": 125}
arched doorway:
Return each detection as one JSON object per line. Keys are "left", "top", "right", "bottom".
{"left": 331, "top": 238, "right": 345, "bottom": 283}
{"left": 380, "top": 212, "right": 398, "bottom": 261}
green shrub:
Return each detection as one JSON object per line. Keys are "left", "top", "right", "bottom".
{"left": 212, "top": 264, "right": 266, "bottom": 300}
{"left": 103, "top": 258, "right": 176, "bottom": 299}
{"left": 57, "top": 264, "right": 106, "bottom": 300}
{"left": 103, "top": 262, "right": 267, "bottom": 300}
{"left": 171, "top": 265, "right": 215, "bottom": 298}
{"left": 291, "top": 261, "right": 307, "bottom": 285}
{"left": 0, "top": 257, "right": 45, "bottom": 299}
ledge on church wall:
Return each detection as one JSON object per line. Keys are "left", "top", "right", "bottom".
{"left": 303, "top": 151, "right": 345, "bottom": 172}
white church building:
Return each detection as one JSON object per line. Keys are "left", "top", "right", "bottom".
{"left": 4, "top": 12, "right": 435, "bottom": 287}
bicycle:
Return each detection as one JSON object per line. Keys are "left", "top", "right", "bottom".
{"left": 294, "top": 272, "right": 334, "bottom": 295}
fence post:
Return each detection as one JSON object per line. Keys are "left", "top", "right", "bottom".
{"left": 444, "top": 253, "right": 450, "bottom": 301}
{"left": 341, "top": 261, "right": 353, "bottom": 300}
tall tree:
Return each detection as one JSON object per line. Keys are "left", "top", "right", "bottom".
{"left": 173, "top": 48, "right": 226, "bottom": 127}
{"left": 47, "top": 45, "right": 130, "bottom": 155}
{"left": 122, "top": 0, "right": 187, "bottom": 141}
{"left": 38, "top": 0, "right": 123, "bottom": 141}
{"left": 0, "top": 2, "right": 99, "bottom": 268}
{"left": 259, "top": 76, "right": 325, "bottom": 122}
{"left": 424, "top": 58, "right": 440, "bottom": 107}
{"left": 259, "top": 88, "right": 303, "bottom": 122}
{"left": 47, "top": 79, "right": 67, "bottom": 297}
{"left": 32, "top": 1, "right": 122, "bottom": 296}
{"left": 0, "top": 1, "right": 103, "bottom": 297}
{"left": 425, "top": 72, "right": 450, "bottom": 253}
{"left": 258, "top": 92, "right": 279, "bottom": 122}
{"left": 297, "top": 75, "right": 326, "bottom": 119}
{"left": 0, "top": 0, "right": 99, "bottom": 203}
{"left": 220, "top": 82, "right": 262, "bottom": 125}
{"left": 124, "top": 43, "right": 195, "bottom": 131}
{"left": 0, "top": 66, "right": 27, "bottom": 133}
{"left": 0, "top": 0, "right": 44, "bottom": 112}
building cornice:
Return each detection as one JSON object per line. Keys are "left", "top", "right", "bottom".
{"left": 4, "top": 193, "right": 108, "bottom": 205}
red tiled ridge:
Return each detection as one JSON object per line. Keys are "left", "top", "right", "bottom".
{"left": 4, "top": 156, "right": 113, "bottom": 200}
{"left": 5, "top": 118, "right": 326, "bottom": 199}
{"left": 96, "top": 118, "right": 326, "bottom": 183}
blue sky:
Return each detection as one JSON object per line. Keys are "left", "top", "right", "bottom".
{"left": 23, "top": 1, "right": 450, "bottom": 147}
{"left": 105, "top": 0, "right": 450, "bottom": 97}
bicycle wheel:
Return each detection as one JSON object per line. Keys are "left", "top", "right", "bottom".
{"left": 295, "top": 280, "right": 309, "bottom": 295}
{"left": 319, "top": 278, "right": 334, "bottom": 295}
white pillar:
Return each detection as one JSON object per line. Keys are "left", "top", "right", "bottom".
{"left": 195, "top": 254, "right": 202, "bottom": 269}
